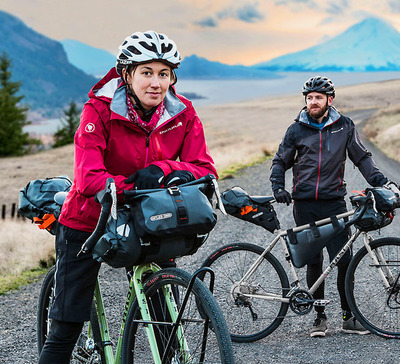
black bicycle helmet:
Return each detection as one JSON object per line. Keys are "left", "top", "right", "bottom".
{"left": 116, "top": 30, "right": 181, "bottom": 75}
{"left": 302, "top": 76, "right": 335, "bottom": 98}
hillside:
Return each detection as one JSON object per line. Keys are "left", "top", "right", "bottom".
{"left": 255, "top": 17, "right": 400, "bottom": 72}
{"left": 0, "top": 10, "right": 97, "bottom": 117}
{"left": 61, "top": 39, "right": 116, "bottom": 77}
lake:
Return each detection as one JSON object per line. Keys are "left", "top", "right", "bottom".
{"left": 24, "top": 71, "right": 400, "bottom": 135}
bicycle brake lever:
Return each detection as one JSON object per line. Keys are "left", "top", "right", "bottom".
{"left": 210, "top": 178, "right": 227, "bottom": 215}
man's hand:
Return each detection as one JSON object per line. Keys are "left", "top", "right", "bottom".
{"left": 124, "top": 165, "right": 164, "bottom": 189}
{"left": 384, "top": 181, "right": 400, "bottom": 196}
{"left": 164, "top": 170, "right": 195, "bottom": 186}
{"left": 273, "top": 188, "right": 292, "bottom": 205}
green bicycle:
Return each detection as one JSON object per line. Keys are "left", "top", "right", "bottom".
{"left": 37, "top": 178, "right": 234, "bottom": 363}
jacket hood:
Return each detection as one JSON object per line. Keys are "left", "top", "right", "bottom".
{"left": 296, "top": 106, "right": 341, "bottom": 128}
{"left": 88, "top": 67, "right": 186, "bottom": 125}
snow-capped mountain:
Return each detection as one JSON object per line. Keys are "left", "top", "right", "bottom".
{"left": 255, "top": 17, "right": 400, "bottom": 72}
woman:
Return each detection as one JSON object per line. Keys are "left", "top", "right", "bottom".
{"left": 38, "top": 30, "right": 217, "bottom": 363}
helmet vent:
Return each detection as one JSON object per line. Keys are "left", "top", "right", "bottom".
{"left": 139, "top": 41, "right": 157, "bottom": 53}
{"left": 127, "top": 45, "right": 142, "bottom": 55}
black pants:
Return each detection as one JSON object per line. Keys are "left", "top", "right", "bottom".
{"left": 293, "top": 199, "right": 352, "bottom": 314}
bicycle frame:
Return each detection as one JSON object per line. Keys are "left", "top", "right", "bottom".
{"left": 235, "top": 209, "right": 394, "bottom": 305}
{"left": 89, "top": 263, "right": 215, "bottom": 364}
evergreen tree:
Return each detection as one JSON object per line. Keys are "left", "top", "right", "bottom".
{"left": 0, "top": 51, "right": 37, "bottom": 156}
{"left": 52, "top": 101, "right": 81, "bottom": 148}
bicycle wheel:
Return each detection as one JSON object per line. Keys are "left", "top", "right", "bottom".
{"left": 37, "top": 266, "right": 106, "bottom": 363}
{"left": 201, "top": 243, "right": 290, "bottom": 342}
{"left": 121, "top": 267, "right": 234, "bottom": 364}
{"left": 345, "top": 237, "right": 400, "bottom": 338}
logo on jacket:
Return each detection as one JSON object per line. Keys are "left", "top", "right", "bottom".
{"left": 85, "top": 123, "right": 95, "bottom": 133}
{"left": 159, "top": 122, "right": 183, "bottom": 135}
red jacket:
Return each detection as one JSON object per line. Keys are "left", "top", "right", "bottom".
{"left": 59, "top": 68, "right": 217, "bottom": 232}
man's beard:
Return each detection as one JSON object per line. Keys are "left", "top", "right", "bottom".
{"left": 308, "top": 101, "right": 328, "bottom": 120}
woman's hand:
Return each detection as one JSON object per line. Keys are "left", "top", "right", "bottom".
{"left": 124, "top": 165, "right": 164, "bottom": 189}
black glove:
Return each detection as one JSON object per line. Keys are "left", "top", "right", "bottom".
{"left": 164, "top": 170, "right": 195, "bottom": 186}
{"left": 124, "top": 165, "right": 164, "bottom": 189}
{"left": 273, "top": 188, "right": 292, "bottom": 205}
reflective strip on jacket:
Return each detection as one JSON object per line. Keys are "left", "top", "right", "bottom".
{"left": 59, "top": 68, "right": 217, "bottom": 232}
{"left": 270, "top": 106, "right": 387, "bottom": 200}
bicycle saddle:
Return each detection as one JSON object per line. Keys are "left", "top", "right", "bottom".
{"left": 249, "top": 195, "right": 275, "bottom": 204}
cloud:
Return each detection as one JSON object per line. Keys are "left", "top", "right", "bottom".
{"left": 388, "top": 0, "right": 400, "bottom": 13}
{"left": 195, "top": 1, "right": 264, "bottom": 28}
{"left": 195, "top": 16, "right": 218, "bottom": 28}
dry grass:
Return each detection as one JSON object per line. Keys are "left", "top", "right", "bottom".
{"left": 363, "top": 106, "right": 400, "bottom": 162}
{"left": 0, "top": 78, "right": 400, "bottom": 286}
{"left": 0, "top": 220, "right": 55, "bottom": 276}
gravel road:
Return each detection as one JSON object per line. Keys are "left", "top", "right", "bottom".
{"left": 1, "top": 109, "right": 400, "bottom": 363}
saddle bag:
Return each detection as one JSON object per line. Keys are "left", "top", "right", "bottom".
{"left": 286, "top": 216, "right": 346, "bottom": 268}
{"left": 221, "top": 186, "right": 280, "bottom": 233}
{"left": 18, "top": 176, "right": 72, "bottom": 234}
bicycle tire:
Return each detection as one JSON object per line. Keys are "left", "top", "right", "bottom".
{"left": 345, "top": 237, "right": 400, "bottom": 339}
{"left": 121, "top": 267, "right": 235, "bottom": 364}
{"left": 201, "top": 243, "right": 290, "bottom": 342}
{"left": 37, "top": 266, "right": 106, "bottom": 363}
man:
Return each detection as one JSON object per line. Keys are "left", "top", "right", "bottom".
{"left": 270, "top": 76, "right": 388, "bottom": 337}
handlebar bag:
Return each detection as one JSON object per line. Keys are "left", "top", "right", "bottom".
{"left": 221, "top": 186, "right": 280, "bottom": 233}
{"left": 92, "top": 207, "right": 210, "bottom": 268}
{"left": 366, "top": 187, "right": 400, "bottom": 212}
{"left": 286, "top": 217, "right": 346, "bottom": 268}
{"left": 352, "top": 202, "right": 393, "bottom": 231}
{"left": 129, "top": 184, "right": 217, "bottom": 241}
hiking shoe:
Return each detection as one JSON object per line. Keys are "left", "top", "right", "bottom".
{"left": 342, "top": 317, "right": 370, "bottom": 335}
{"left": 310, "top": 317, "right": 327, "bottom": 337}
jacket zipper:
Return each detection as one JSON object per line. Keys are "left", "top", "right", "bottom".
{"left": 144, "top": 136, "right": 150, "bottom": 166}
{"left": 315, "top": 131, "right": 322, "bottom": 200}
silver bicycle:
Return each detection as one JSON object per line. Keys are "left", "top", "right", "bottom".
{"left": 201, "top": 186, "right": 400, "bottom": 342}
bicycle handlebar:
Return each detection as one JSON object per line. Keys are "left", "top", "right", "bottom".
{"left": 123, "top": 173, "right": 216, "bottom": 198}
{"left": 344, "top": 190, "right": 373, "bottom": 228}
{"left": 77, "top": 178, "right": 116, "bottom": 257}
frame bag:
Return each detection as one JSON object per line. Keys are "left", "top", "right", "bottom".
{"left": 286, "top": 217, "right": 346, "bottom": 268}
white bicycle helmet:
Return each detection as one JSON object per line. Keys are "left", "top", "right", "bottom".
{"left": 116, "top": 30, "right": 181, "bottom": 75}
{"left": 302, "top": 76, "right": 335, "bottom": 98}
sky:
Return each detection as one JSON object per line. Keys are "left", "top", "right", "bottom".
{"left": 1, "top": 0, "right": 400, "bottom": 66}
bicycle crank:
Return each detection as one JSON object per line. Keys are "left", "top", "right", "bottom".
{"left": 288, "top": 289, "right": 314, "bottom": 315}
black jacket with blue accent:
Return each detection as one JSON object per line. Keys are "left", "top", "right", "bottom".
{"left": 270, "top": 106, "right": 387, "bottom": 200}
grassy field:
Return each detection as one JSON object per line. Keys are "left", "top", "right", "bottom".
{"left": 1, "top": 77, "right": 399, "bottom": 293}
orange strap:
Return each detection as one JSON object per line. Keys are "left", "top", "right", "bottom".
{"left": 240, "top": 205, "right": 258, "bottom": 215}
{"left": 33, "top": 214, "right": 56, "bottom": 231}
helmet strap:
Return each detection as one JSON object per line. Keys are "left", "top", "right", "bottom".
{"left": 131, "top": 93, "right": 157, "bottom": 122}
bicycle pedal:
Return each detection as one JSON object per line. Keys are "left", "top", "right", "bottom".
{"left": 313, "top": 299, "right": 330, "bottom": 307}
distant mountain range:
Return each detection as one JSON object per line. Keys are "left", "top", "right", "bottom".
{"left": 0, "top": 10, "right": 96, "bottom": 117}
{"left": 60, "top": 42, "right": 279, "bottom": 80}
{"left": 60, "top": 39, "right": 116, "bottom": 77}
{"left": 1, "top": 9, "right": 399, "bottom": 118}
{"left": 255, "top": 17, "right": 400, "bottom": 72}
